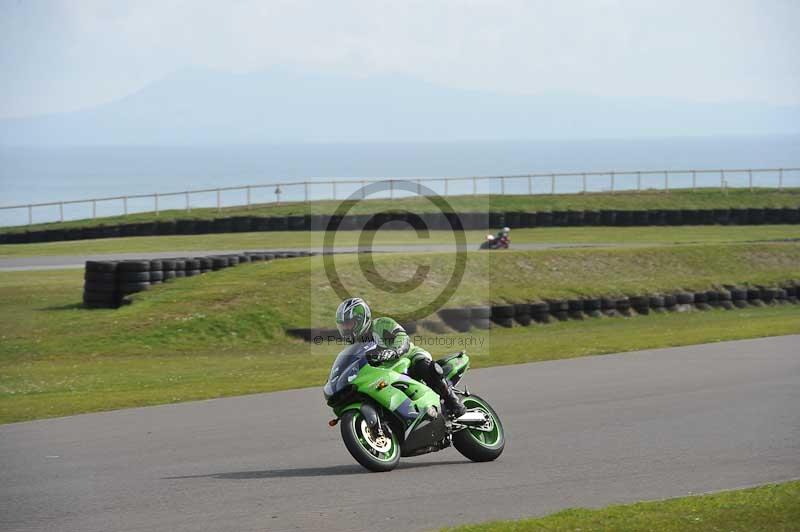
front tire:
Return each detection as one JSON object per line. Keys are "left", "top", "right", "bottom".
{"left": 340, "top": 410, "right": 400, "bottom": 472}
{"left": 452, "top": 394, "right": 505, "bottom": 462}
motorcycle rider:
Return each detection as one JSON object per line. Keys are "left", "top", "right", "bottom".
{"left": 335, "top": 297, "right": 467, "bottom": 417}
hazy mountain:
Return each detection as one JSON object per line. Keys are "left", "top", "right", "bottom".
{"left": 1, "top": 67, "right": 798, "bottom": 145}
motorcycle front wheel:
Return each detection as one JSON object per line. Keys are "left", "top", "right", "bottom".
{"left": 452, "top": 394, "right": 505, "bottom": 462}
{"left": 340, "top": 410, "right": 400, "bottom": 472}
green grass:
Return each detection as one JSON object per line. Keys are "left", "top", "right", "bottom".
{"left": 2, "top": 225, "right": 799, "bottom": 258}
{"left": 1, "top": 242, "right": 799, "bottom": 423}
{"left": 4, "top": 188, "right": 799, "bottom": 234}
{"left": 443, "top": 480, "right": 800, "bottom": 532}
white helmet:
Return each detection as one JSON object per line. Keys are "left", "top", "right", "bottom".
{"left": 503, "top": 227, "right": 510, "bottom": 232}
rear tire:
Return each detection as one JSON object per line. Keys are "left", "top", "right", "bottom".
{"left": 452, "top": 394, "right": 505, "bottom": 462}
{"left": 340, "top": 411, "right": 400, "bottom": 472}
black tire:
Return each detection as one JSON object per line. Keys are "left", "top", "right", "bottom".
{"left": 118, "top": 271, "right": 150, "bottom": 282}
{"left": 340, "top": 410, "right": 400, "bottom": 472}
{"left": 492, "top": 317, "right": 514, "bottom": 328}
{"left": 491, "top": 305, "right": 515, "bottom": 319}
{"left": 83, "top": 290, "right": 119, "bottom": 303}
{"left": 471, "top": 317, "right": 492, "bottom": 329}
{"left": 452, "top": 394, "right": 505, "bottom": 462}
{"left": 469, "top": 306, "right": 492, "bottom": 319}
{"left": 211, "top": 257, "right": 228, "bottom": 270}
{"left": 174, "top": 271, "right": 186, "bottom": 278}
{"left": 85, "top": 260, "right": 117, "bottom": 273}
{"left": 649, "top": 295, "right": 665, "bottom": 308}
{"left": 583, "top": 298, "right": 601, "bottom": 311}
{"left": 84, "top": 271, "right": 116, "bottom": 282}
{"left": 119, "top": 282, "right": 150, "bottom": 294}
{"left": 149, "top": 271, "right": 164, "bottom": 282}
{"left": 149, "top": 260, "right": 163, "bottom": 271}
{"left": 515, "top": 313, "right": 532, "bottom": 326}
{"left": 164, "top": 271, "right": 177, "bottom": 281}
{"left": 83, "top": 281, "right": 116, "bottom": 293}
{"left": 117, "top": 260, "right": 150, "bottom": 272}
{"left": 437, "top": 307, "right": 470, "bottom": 325}
{"left": 422, "top": 320, "right": 449, "bottom": 334}
{"left": 676, "top": 292, "right": 694, "bottom": 305}
{"left": 185, "top": 269, "right": 202, "bottom": 277}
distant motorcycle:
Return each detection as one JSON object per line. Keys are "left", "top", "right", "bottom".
{"left": 479, "top": 234, "right": 510, "bottom": 250}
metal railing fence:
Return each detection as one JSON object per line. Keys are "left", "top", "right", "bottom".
{"left": 1, "top": 167, "right": 798, "bottom": 227}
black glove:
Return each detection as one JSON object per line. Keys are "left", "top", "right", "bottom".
{"left": 368, "top": 348, "right": 396, "bottom": 365}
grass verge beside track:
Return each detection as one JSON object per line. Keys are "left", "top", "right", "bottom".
{"left": 442, "top": 480, "right": 800, "bottom": 532}
{"left": 3, "top": 188, "right": 799, "bottom": 234}
{"left": 1, "top": 242, "right": 799, "bottom": 423}
{"left": 1, "top": 225, "right": 799, "bottom": 258}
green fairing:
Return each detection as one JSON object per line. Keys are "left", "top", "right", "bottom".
{"left": 332, "top": 355, "right": 446, "bottom": 423}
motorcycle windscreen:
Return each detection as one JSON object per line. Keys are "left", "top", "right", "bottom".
{"left": 323, "top": 342, "right": 374, "bottom": 399}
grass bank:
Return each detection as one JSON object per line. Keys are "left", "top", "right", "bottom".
{"left": 3, "top": 188, "right": 799, "bottom": 234}
{"left": 443, "top": 480, "right": 800, "bottom": 532}
{"left": 1, "top": 242, "right": 799, "bottom": 423}
{"left": 1, "top": 225, "right": 799, "bottom": 258}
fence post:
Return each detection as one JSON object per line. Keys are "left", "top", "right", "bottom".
{"left": 444, "top": 178, "right": 448, "bottom": 196}
{"left": 216, "top": 189, "right": 221, "bottom": 212}
{"left": 123, "top": 196, "right": 128, "bottom": 216}
{"left": 27, "top": 205, "right": 32, "bottom": 225}
{"left": 185, "top": 191, "right": 191, "bottom": 213}
{"left": 304, "top": 182, "right": 309, "bottom": 202}
{"left": 501, "top": 176, "right": 505, "bottom": 195}
{"left": 332, "top": 182, "right": 336, "bottom": 200}
{"left": 154, "top": 194, "right": 159, "bottom": 216}
{"left": 778, "top": 168, "right": 783, "bottom": 189}
{"left": 551, "top": 174, "right": 556, "bottom": 194}
{"left": 390, "top": 179, "right": 394, "bottom": 199}
{"left": 92, "top": 200, "right": 97, "bottom": 219}
{"left": 362, "top": 180, "right": 366, "bottom": 199}
{"left": 636, "top": 171, "right": 641, "bottom": 191}
{"left": 473, "top": 176, "right": 477, "bottom": 196}
{"left": 246, "top": 186, "right": 251, "bottom": 209}
{"left": 59, "top": 202, "right": 64, "bottom": 222}
{"left": 610, "top": 172, "right": 615, "bottom": 193}
{"left": 664, "top": 171, "right": 669, "bottom": 193}
{"left": 748, "top": 170, "right": 753, "bottom": 191}
{"left": 720, "top": 170, "right": 725, "bottom": 191}
{"left": 582, "top": 173, "right": 587, "bottom": 193}
{"left": 692, "top": 171, "right": 697, "bottom": 191}
{"left": 417, "top": 180, "right": 421, "bottom": 195}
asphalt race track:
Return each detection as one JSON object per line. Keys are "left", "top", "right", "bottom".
{"left": 0, "top": 242, "right": 620, "bottom": 271}
{"left": 2, "top": 336, "right": 798, "bottom": 532}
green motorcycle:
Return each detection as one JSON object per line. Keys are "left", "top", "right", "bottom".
{"left": 323, "top": 341, "right": 505, "bottom": 472}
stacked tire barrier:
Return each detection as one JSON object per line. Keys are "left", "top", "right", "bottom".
{"left": 5, "top": 205, "right": 800, "bottom": 244}
{"left": 82, "top": 250, "right": 314, "bottom": 309}
{"left": 287, "top": 281, "right": 799, "bottom": 341}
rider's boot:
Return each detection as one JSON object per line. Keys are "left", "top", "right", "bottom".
{"left": 440, "top": 386, "right": 467, "bottom": 418}
{"left": 413, "top": 358, "right": 468, "bottom": 418}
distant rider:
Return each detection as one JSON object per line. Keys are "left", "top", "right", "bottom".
{"left": 335, "top": 297, "right": 466, "bottom": 417}
{"left": 493, "top": 226, "right": 510, "bottom": 248}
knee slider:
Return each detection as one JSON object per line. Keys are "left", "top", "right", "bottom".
{"left": 430, "top": 362, "right": 444, "bottom": 380}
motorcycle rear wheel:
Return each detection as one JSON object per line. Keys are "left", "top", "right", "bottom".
{"left": 452, "top": 394, "right": 505, "bottom": 462}
{"left": 340, "top": 410, "right": 400, "bottom": 472}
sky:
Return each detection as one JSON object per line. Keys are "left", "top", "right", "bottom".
{"left": 0, "top": 0, "right": 798, "bottom": 119}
